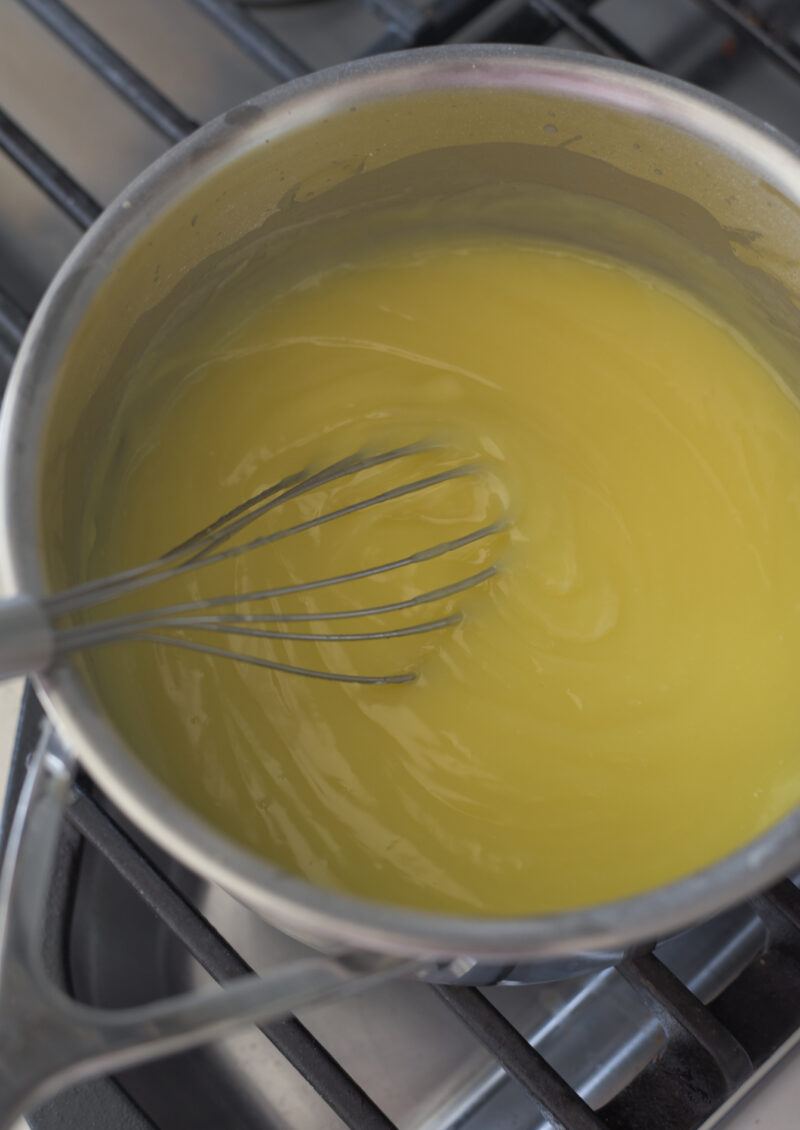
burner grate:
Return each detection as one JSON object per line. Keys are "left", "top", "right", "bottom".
{"left": 0, "top": 104, "right": 100, "bottom": 228}
{"left": 67, "top": 779, "right": 399, "bottom": 1130}
{"left": 0, "top": 290, "right": 26, "bottom": 370}
{"left": 697, "top": 0, "right": 800, "bottom": 81}
{"left": 185, "top": 0, "right": 310, "bottom": 77}
{"left": 1, "top": 0, "right": 799, "bottom": 366}
{"left": 19, "top": 0, "right": 198, "bottom": 140}
{"left": 5, "top": 690, "right": 800, "bottom": 1130}
{"left": 528, "top": 0, "right": 648, "bottom": 61}
{"left": 3, "top": 2, "right": 800, "bottom": 1128}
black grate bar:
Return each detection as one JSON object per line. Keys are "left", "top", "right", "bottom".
{"left": 617, "top": 951, "right": 752, "bottom": 1092}
{"left": 0, "top": 286, "right": 29, "bottom": 367}
{"left": 187, "top": 0, "right": 309, "bottom": 79}
{"left": 421, "top": 0, "right": 500, "bottom": 35}
{"left": 360, "top": 27, "right": 416, "bottom": 56}
{"left": 752, "top": 879, "right": 800, "bottom": 936}
{"left": 0, "top": 106, "right": 100, "bottom": 228}
{"left": 530, "top": 0, "right": 648, "bottom": 64}
{"left": 67, "top": 789, "right": 398, "bottom": 1130}
{"left": 434, "top": 985, "right": 606, "bottom": 1130}
{"left": 0, "top": 686, "right": 40, "bottom": 861}
{"left": 696, "top": 0, "right": 800, "bottom": 82}
{"left": 364, "top": 0, "right": 425, "bottom": 42}
{"left": 363, "top": 0, "right": 501, "bottom": 51}
{"left": 0, "top": 336, "right": 16, "bottom": 373}
{"left": 19, "top": 0, "right": 198, "bottom": 143}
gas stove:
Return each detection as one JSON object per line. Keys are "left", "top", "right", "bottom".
{"left": 3, "top": 3, "right": 800, "bottom": 1129}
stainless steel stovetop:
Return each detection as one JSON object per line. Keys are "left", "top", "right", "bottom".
{"left": 4, "top": 3, "right": 800, "bottom": 1129}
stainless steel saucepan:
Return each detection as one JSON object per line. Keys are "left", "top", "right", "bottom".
{"left": 2, "top": 44, "right": 800, "bottom": 1126}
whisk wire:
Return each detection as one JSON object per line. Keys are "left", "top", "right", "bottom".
{"left": 55, "top": 568, "right": 497, "bottom": 653}
{"left": 47, "top": 443, "right": 505, "bottom": 684}
{"left": 133, "top": 635, "right": 418, "bottom": 685}
{"left": 177, "top": 444, "right": 430, "bottom": 562}
{"left": 46, "top": 442, "right": 443, "bottom": 616}
{"left": 55, "top": 527, "right": 503, "bottom": 651}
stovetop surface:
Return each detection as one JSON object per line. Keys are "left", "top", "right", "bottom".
{"left": 4, "top": 3, "right": 800, "bottom": 1129}
{"left": 55, "top": 796, "right": 788, "bottom": 1130}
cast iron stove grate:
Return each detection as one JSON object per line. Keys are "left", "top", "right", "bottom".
{"left": 3, "top": 2, "right": 800, "bottom": 1128}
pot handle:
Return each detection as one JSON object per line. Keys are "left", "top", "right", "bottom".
{"left": 0, "top": 721, "right": 421, "bottom": 1129}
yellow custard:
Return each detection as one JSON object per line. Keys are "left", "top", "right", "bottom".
{"left": 79, "top": 234, "right": 800, "bottom": 916}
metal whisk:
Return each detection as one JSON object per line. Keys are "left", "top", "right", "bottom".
{"left": 0, "top": 443, "right": 505, "bottom": 685}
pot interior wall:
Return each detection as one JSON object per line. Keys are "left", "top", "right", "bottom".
{"left": 38, "top": 78, "right": 800, "bottom": 592}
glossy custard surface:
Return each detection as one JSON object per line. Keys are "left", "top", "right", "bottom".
{"left": 80, "top": 235, "right": 800, "bottom": 915}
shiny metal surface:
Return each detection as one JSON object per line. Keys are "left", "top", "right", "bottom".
{"left": 67, "top": 805, "right": 770, "bottom": 1130}
{"left": 0, "top": 731, "right": 418, "bottom": 1129}
{"left": 3, "top": 45, "right": 800, "bottom": 965}
{"left": 704, "top": 1035, "right": 800, "bottom": 1130}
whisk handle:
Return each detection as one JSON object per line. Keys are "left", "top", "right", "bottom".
{"left": 0, "top": 596, "right": 55, "bottom": 679}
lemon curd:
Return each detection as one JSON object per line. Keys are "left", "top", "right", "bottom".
{"left": 80, "top": 233, "right": 800, "bottom": 916}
